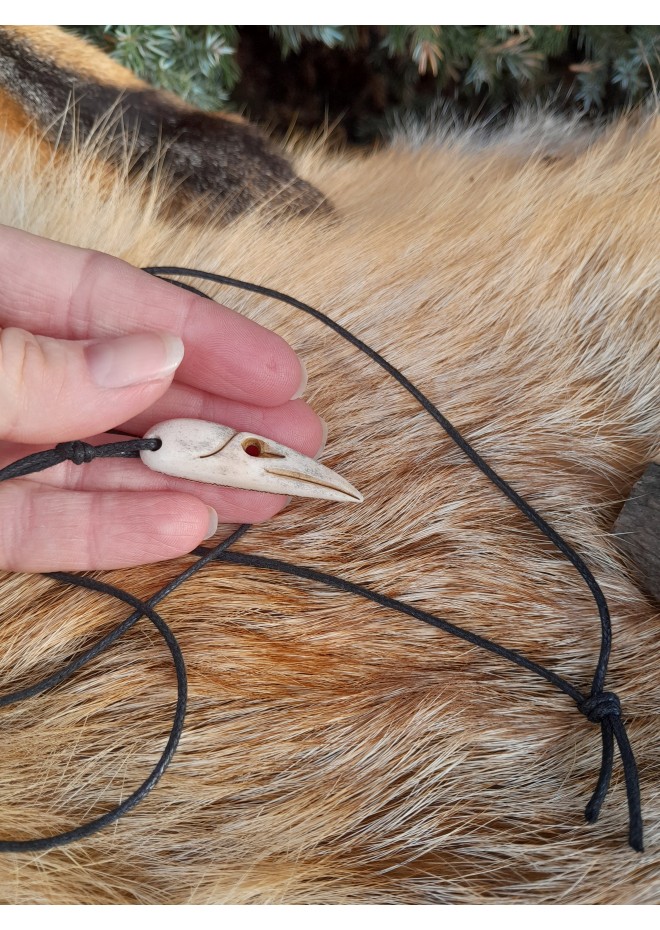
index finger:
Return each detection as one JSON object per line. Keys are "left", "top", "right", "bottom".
{"left": 0, "top": 225, "right": 306, "bottom": 406}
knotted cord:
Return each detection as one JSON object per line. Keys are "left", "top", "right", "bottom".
{"left": 0, "top": 437, "right": 160, "bottom": 481}
{"left": 0, "top": 266, "right": 643, "bottom": 854}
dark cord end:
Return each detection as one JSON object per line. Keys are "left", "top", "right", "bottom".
{"left": 584, "top": 802, "right": 600, "bottom": 824}
{"left": 630, "top": 835, "right": 644, "bottom": 853}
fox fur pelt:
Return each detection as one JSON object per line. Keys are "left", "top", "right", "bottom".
{"left": 0, "top": 109, "right": 658, "bottom": 903}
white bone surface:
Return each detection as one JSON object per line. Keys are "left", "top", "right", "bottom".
{"left": 140, "top": 419, "right": 363, "bottom": 503}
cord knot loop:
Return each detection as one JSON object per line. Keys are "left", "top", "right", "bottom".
{"left": 579, "top": 690, "right": 622, "bottom": 723}
{"left": 55, "top": 441, "right": 96, "bottom": 465}
{"left": 576, "top": 688, "right": 643, "bottom": 851}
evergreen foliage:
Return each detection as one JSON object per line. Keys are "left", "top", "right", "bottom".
{"left": 76, "top": 26, "right": 240, "bottom": 109}
{"left": 70, "top": 25, "right": 660, "bottom": 140}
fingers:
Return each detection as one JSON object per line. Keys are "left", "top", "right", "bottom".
{"left": 0, "top": 226, "right": 306, "bottom": 406}
{"left": 0, "top": 481, "right": 219, "bottom": 572}
{"left": 0, "top": 226, "right": 319, "bottom": 572}
{"left": 0, "top": 327, "right": 184, "bottom": 443}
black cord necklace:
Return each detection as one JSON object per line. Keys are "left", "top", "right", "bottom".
{"left": 0, "top": 267, "right": 643, "bottom": 854}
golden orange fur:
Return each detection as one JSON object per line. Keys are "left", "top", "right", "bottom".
{"left": 0, "top": 109, "right": 658, "bottom": 903}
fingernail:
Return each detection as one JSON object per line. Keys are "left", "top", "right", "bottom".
{"left": 315, "top": 418, "right": 328, "bottom": 459}
{"left": 204, "top": 507, "right": 218, "bottom": 539}
{"left": 86, "top": 332, "right": 184, "bottom": 388}
{"left": 291, "top": 358, "right": 308, "bottom": 399}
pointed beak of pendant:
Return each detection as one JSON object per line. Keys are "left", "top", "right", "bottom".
{"left": 140, "top": 419, "right": 363, "bottom": 503}
{"left": 245, "top": 437, "right": 364, "bottom": 503}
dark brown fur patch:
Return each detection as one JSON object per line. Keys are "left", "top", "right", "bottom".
{"left": 0, "top": 27, "right": 328, "bottom": 220}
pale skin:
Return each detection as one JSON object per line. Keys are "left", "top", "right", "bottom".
{"left": 0, "top": 225, "right": 326, "bottom": 572}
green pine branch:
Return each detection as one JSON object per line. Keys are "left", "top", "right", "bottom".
{"left": 67, "top": 25, "right": 660, "bottom": 133}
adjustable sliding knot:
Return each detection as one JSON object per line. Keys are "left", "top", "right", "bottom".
{"left": 576, "top": 689, "right": 643, "bottom": 852}
{"left": 578, "top": 690, "right": 621, "bottom": 724}
{"left": 55, "top": 441, "right": 96, "bottom": 465}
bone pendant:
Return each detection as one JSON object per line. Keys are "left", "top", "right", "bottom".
{"left": 140, "top": 419, "right": 363, "bottom": 503}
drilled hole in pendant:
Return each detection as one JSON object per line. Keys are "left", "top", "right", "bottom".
{"left": 242, "top": 440, "right": 262, "bottom": 457}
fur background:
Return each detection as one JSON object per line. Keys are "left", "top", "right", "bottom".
{"left": 0, "top": 111, "right": 658, "bottom": 903}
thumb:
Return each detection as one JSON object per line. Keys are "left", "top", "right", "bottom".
{"left": 0, "top": 327, "right": 184, "bottom": 443}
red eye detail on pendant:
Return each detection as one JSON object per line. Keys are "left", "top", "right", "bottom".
{"left": 244, "top": 442, "right": 261, "bottom": 457}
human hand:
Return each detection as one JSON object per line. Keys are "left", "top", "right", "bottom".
{"left": 0, "top": 226, "right": 325, "bottom": 572}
